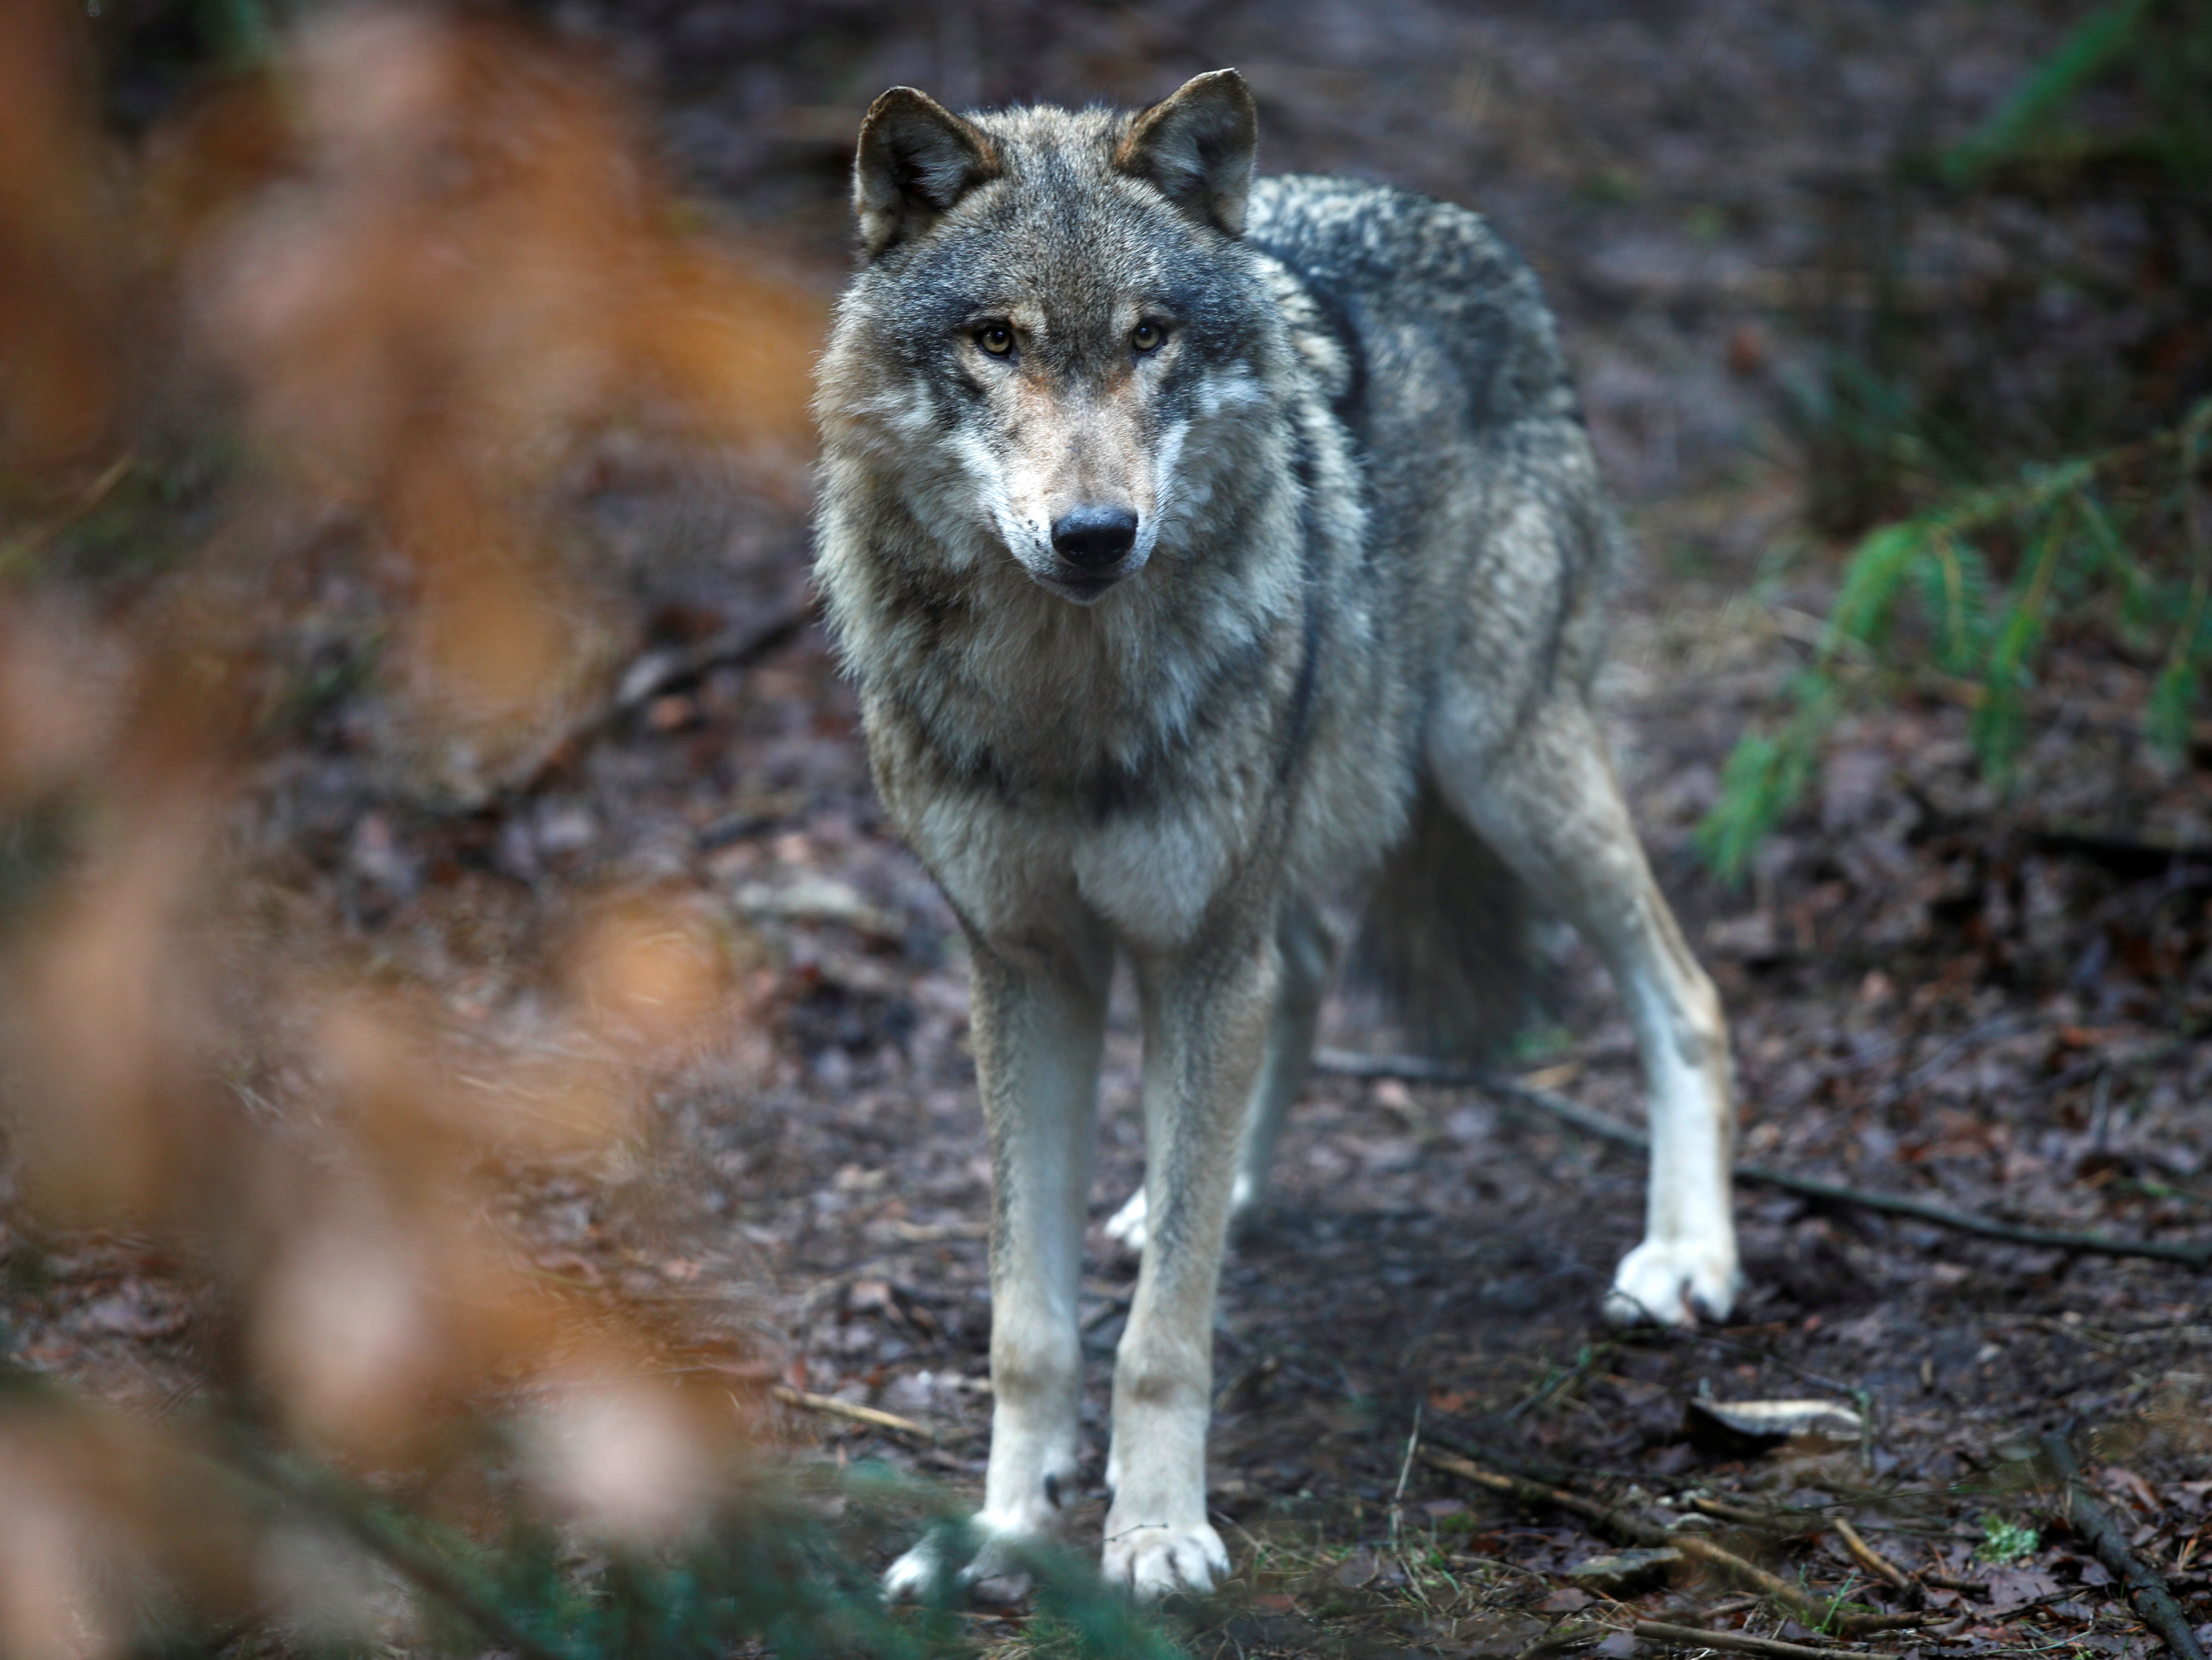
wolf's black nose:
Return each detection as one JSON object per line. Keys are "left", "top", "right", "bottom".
{"left": 1051, "top": 505, "right": 1139, "bottom": 570}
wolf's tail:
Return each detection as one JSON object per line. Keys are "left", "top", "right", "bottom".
{"left": 1346, "top": 780, "right": 1538, "bottom": 1061}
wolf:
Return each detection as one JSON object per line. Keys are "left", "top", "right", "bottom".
{"left": 811, "top": 70, "right": 1740, "bottom": 1599}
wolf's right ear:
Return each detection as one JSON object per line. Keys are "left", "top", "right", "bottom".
{"left": 1115, "top": 69, "right": 1258, "bottom": 236}
{"left": 853, "top": 88, "right": 1000, "bottom": 257}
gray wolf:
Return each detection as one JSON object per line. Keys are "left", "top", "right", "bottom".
{"left": 811, "top": 70, "right": 1739, "bottom": 1600}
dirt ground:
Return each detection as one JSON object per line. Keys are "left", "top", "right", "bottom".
{"left": 12, "top": 1, "right": 2212, "bottom": 1655}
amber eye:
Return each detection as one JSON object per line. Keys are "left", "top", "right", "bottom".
{"left": 1131, "top": 320, "right": 1167, "bottom": 352}
{"left": 976, "top": 324, "right": 1015, "bottom": 357}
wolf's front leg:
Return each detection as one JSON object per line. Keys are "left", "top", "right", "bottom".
{"left": 882, "top": 925, "right": 1110, "bottom": 1601}
{"left": 1103, "top": 932, "right": 1277, "bottom": 1599}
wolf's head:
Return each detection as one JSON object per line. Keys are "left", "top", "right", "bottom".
{"left": 819, "top": 71, "right": 1282, "bottom": 606}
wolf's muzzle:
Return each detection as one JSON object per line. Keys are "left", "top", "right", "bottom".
{"left": 1050, "top": 504, "right": 1139, "bottom": 571}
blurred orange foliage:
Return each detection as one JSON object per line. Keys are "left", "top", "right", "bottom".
{"left": 0, "top": 4, "right": 126, "bottom": 485}
{"left": 0, "top": 4, "right": 816, "bottom": 1648}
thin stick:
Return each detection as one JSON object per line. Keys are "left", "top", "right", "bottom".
{"left": 1687, "top": 1494, "right": 1811, "bottom": 1534}
{"left": 1311, "top": 1049, "right": 2212, "bottom": 1269}
{"left": 523, "top": 598, "right": 815, "bottom": 791}
{"left": 771, "top": 1383, "right": 943, "bottom": 1444}
{"left": 1390, "top": 1402, "right": 1423, "bottom": 1554}
{"left": 1670, "top": 1534, "right": 1828, "bottom": 1619}
{"left": 1630, "top": 1620, "right": 1876, "bottom": 1660}
{"left": 2041, "top": 1432, "right": 2208, "bottom": 1660}
{"left": 1832, "top": 1517, "right": 1914, "bottom": 1595}
{"left": 612, "top": 600, "right": 815, "bottom": 714}
{"left": 1421, "top": 1447, "right": 1924, "bottom": 1639}
{"left": 1420, "top": 1448, "right": 1666, "bottom": 1546}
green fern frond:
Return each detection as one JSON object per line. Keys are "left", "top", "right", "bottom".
{"left": 1942, "top": 0, "right": 2158, "bottom": 184}
{"left": 1700, "top": 400, "right": 2211, "bottom": 882}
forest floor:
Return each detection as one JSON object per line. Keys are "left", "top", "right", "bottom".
{"left": 11, "top": 1, "right": 2212, "bottom": 1656}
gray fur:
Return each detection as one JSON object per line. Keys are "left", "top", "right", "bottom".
{"left": 1349, "top": 781, "right": 1535, "bottom": 1061}
{"left": 813, "top": 72, "right": 1739, "bottom": 1601}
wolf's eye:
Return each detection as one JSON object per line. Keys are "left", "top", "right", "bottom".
{"left": 976, "top": 324, "right": 1015, "bottom": 357}
{"left": 1131, "top": 321, "right": 1167, "bottom": 353}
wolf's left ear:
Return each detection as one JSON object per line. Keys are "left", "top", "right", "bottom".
{"left": 1115, "top": 69, "right": 1258, "bottom": 236}
{"left": 853, "top": 87, "right": 1001, "bottom": 257}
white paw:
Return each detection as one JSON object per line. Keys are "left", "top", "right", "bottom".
{"left": 883, "top": 1534, "right": 953, "bottom": 1602}
{"left": 882, "top": 1523, "right": 1036, "bottom": 1604}
{"left": 1603, "top": 1236, "right": 1741, "bottom": 1328}
{"left": 1103, "top": 1187, "right": 1149, "bottom": 1255}
{"left": 1100, "top": 1516, "right": 1229, "bottom": 1600}
{"left": 1104, "top": 1175, "right": 1262, "bottom": 1258}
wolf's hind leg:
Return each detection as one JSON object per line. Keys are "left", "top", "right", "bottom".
{"left": 884, "top": 922, "right": 1110, "bottom": 1601}
{"left": 1102, "top": 899, "right": 1334, "bottom": 1255}
{"left": 1427, "top": 695, "right": 1739, "bottom": 1327}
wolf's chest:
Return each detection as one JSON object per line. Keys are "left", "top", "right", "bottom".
{"left": 866, "top": 633, "right": 1289, "bottom": 949}
{"left": 885, "top": 752, "right": 1277, "bottom": 951}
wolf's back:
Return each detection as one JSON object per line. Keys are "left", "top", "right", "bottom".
{"left": 1249, "top": 176, "right": 1609, "bottom": 1060}
{"left": 1244, "top": 175, "right": 1584, "bottom": 444}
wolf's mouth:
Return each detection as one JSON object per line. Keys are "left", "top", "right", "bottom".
{"left": 1036, "top": 568, "right": 1126, "bottom": 604}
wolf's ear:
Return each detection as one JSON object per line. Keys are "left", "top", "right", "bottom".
{"left": 1115, "top": 69, "right": 1258, "bottom": 236}
{"left": 853, "top": 87, "right": 1000, "bottom": 256}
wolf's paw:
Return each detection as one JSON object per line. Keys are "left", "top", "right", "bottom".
{"left": 882, "top": 1533, "right": 957, "bottom": 1602}
{"left": 1103, "top": 1188, "right": 1149, "bottom": 1256}
{"left": 1101, "top": 1517, "right": 1230, "bottom": 1601}
{"left": 1105, "top": 1176, "right": 1264, "bottom": 1259}
{"left": 1602, "top": 1237, "right": 1741, "bottom": 1328}
{"left": 882, "top": 1525, "right": 1036, "bottom": 1605}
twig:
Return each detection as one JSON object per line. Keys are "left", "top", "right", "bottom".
{"left": 1421, "top": 1447, "right": 1666, "bottom": 1546}
{"left": 1920, "top": 1572, "right": 1984, "bottom": 1593}
{"left": 1699, "top": 1596, "right": 1768, "bottom": 1620}
{"left": 1514, "top": 1621, "right": 1613, "bottom": 1660}
{"left": 1390, "top": 1403, "right": 1423, "bottom": 1553}
{"left": 1832, "top": 1517, "right": 1914, "bottom": 1596}
{"left": 1687, "top": 1494, "right": 1814, "bottom": 1534}
{"left": 1421, "top": 1447, "right": 1923, "bottom": 1639}
{"left": 2040, "top": 1431, "right": 2208, "bottom": 1660}
{"left": 523, "top": 597, "right": 815, "bottom": 791}
{"left": 1670, "top": 1533, "right": 1832, "bottom": 1621}
{"left": 1829, "top": 1612, "right": 1933, "bottom": 1634}
{"left": 771, "top": 1383, "right": 944, "bottom": 1445}
{"left": 1509, "top": 1343, "right": 1617, "bottom": 1424}
{"left": 0, "top": 449, "right": 135, "bottom": 575}
{"left": 1866, "top": 1016, "right": 2023, "bottom": 1113}
{"left": 611, "top": 599, "right": 815, "bottom": 714}
{"left": 1318, "top": 1050, "right": 1643, "bottom": 1149}
{"left": 1629, "top": 1620, "right": 1877, "bottom": 1660}
{"left": 1311, "top": 1049, "right": 2212, "bottom": 1268}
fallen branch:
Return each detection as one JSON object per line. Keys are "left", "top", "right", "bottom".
{"left": 2041, "top": 1432, "right": 2208, "bottom": 1660}
{"left": 1311, "top": 1049, "right": 2212, "bottom": 1269}
{"left": 1421, "top": 1448, "right": 1924, "bottom": 1640}
{"left": 1832, "top": 1517, "right": 1915, "bottom": 1597}
{"left": 771, "top": 1383, "right": 943, "bottom": 1445}
{"left": 1670, "top": 1534, "right": 1835, "bottom": 1624}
